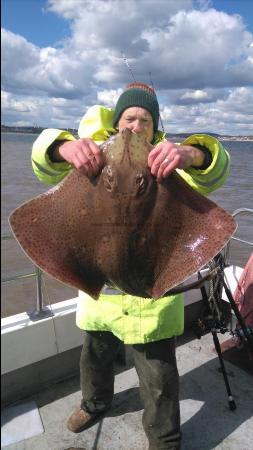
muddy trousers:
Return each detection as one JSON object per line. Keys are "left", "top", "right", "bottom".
{"left": 80, "top": 331, "right": 181, "bottom": 450}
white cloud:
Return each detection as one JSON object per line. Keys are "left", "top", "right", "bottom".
{"left": 181, "top": 90, "right": 208, "bottom": 100}
{"left": 97, "top": 89, "right": 123, "bottom": 107}
{"left": 1, "top": 90, "right": 86, "bottom": 128}
{"left": 1, "top": 0, "right": 253, "bottom": 135}
{"left": 1, "top": 91, "right": 36, "bottom": 113}
{"left": 139, "top": 9, "right": 253, "bottom": 89}
{"left": 160, "top": 87, "right": 253, "bottom": 134}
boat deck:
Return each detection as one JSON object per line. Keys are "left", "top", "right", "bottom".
{"left": 1, "top": 330, "right": 253, "bottom": 450}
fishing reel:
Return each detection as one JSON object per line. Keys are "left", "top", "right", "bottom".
{"left": 230, "top": 325, "right": 253, "bottom": 354}
{"left": 193, "top": 300, "right": 232, "bottom": 339}
{"left": 232, "top": 325, "right": 253, "bottom": 340}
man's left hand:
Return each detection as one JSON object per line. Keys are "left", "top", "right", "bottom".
{"left": 148, "top": 140, "right": 204, "bottom": 181}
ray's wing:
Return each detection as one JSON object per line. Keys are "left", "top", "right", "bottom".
{"left": 144, "top": 173, "right": 236, "bottom": 298}
{"left": 9, "top": 171, "right": 105, "bottom": 299}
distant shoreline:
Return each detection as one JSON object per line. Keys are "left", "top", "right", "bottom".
{"left": 1, "top": 126, "right": 253, "bottom": 141}
{"left": 1, "top": 126, "right": 77, "bottom": 135}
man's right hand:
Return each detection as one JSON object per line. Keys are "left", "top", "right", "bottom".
{"left": 53, "top": 139, "right": 104, "bottom": 178}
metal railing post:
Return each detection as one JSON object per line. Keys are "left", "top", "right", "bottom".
{"left": 27, "top": 266, "right": 54, "bottom": 321}
{"left": 36, "top": 266, "right": 43, "bottom": 311}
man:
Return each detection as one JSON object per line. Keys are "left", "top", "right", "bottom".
{"left": 32, "top": 82, "right": 230, "bottom": 450}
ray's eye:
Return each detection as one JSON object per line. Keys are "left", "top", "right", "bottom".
{"left": 103, "top": 166, "right": 115, "bottom": 192}
{"left": 135, "top": 173, "right": 147, "bottom": 196}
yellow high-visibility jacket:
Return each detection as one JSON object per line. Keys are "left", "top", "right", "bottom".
{"left": 32, "top": 105, "right": 230, "bottom": 344}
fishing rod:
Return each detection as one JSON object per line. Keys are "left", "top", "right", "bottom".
{"left": 148, "top": 71, "right": 165, "bottom": 133}
{"left": 121, "top": 51, "right": 136, "bottom": 82}
{"left": 196, "top": 258, "right": 236, "bottom": 411}
{"left": 195, "top": 251, "right": 253, "bottom": 411}
{"left": 121, "top": 52, "right": 165, "bottom": 133}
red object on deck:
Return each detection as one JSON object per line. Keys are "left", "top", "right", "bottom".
{"left": 233, "top": 252, "right": 253, "bottom": 328}
{"left": 217, "top": 253, "right": 253, "bottom": 372}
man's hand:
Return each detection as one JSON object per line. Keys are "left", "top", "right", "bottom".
{"left": 148, "top": 140, "right": 205, "bottom": 181}
{"left": 53, "top": 139, "right": 104, "bottom": 178}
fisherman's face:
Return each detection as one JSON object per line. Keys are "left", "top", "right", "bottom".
{"left": 118, "top": 107, "right": 154, "bottom": 143}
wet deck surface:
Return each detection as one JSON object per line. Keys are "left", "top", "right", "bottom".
{"left": 2, "top": 331, "right": 253, "bottom": 450}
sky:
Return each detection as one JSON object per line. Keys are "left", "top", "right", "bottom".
{"left": 1, "top": 0, "right": 253, "bottom": 135}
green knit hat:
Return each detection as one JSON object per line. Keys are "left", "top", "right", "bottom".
{"left": 113, "top": 82, "right": 160, "bottom": 131}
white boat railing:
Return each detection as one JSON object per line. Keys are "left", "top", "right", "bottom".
{"left": 231, "top": 208, "right": 253, "bottom": 246}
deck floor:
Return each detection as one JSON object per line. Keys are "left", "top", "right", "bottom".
{"left": 1, "top": 331, "right": 253, "bottom": 450}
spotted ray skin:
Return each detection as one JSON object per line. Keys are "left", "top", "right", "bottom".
{"left": 9, "top": 129, "right": 236, "bottom": 299}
